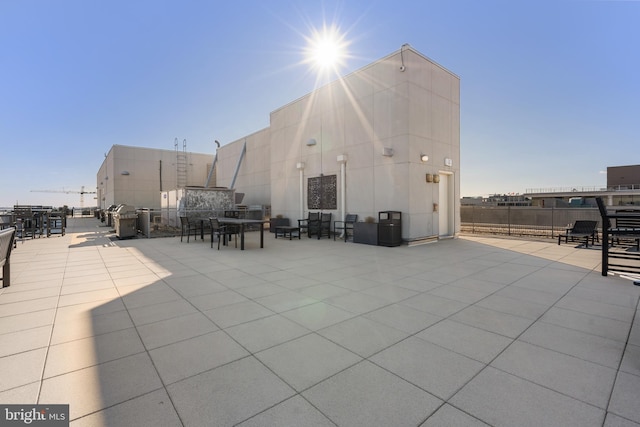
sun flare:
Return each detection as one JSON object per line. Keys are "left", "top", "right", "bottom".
{"left": 304, "top": 24, "right": 349, "bottom": 72}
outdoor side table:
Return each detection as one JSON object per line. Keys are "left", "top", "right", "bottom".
{"left": 275, "top": 226, "right": 300, "bottom": 240}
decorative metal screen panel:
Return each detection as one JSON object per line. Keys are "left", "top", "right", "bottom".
{"left": 308, "top": 175, "right": 337, "bottom": 210}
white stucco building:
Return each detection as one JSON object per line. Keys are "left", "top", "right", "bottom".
{"left": 217, "top": 46, "right": 460, "bottom": 242}
{"left": 97, "top": 45, "right": 460, "bottom": 242}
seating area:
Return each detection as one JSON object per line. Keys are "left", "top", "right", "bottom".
{"left": 2, "top": 216, "right": 640, "bottom": 426}
{"left": 557, "top": 220, "right": 599, "bottom": 247}
{"left": 298, "top": 212, "right": 331, "bottom": 239}
{"left": 2, "top": 205, "right": 67, "bottom": 241}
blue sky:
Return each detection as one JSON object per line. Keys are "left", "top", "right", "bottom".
{"left": 1, "top": 0, "right": 638, "bottom": 208}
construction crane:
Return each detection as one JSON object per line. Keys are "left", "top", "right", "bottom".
{"left": 30, "top": 186, "right": 97, "bottom": 208}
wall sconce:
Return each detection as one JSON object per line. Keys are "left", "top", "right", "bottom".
{"left": 433, "top": 203, "right": 439, "bottom": 212}
{"left": 426, "top": 174, "right": 433, "bottom": 183}
{"left": 420, "top": 154, "right": 429, "bottom": 162}
{"left": 433, "top": 174, "right": 441, "bottom": 183}
{"left": 444, "top": 158, "right": 453, "bottom": 167}
{"left": 121, "top": 171, "right": 130, "bottom": 176}
{"left": 306, "top": 138, "right": 317, "bottom": 146}
{"left": 382, "top": 147, "right": 394, "bottom": 157}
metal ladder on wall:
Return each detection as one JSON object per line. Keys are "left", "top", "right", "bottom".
{"left": 175, "top": 138, "right": 187, "bottom": 188}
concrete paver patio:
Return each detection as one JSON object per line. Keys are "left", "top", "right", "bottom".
{"left": 1, "top": 217, "right": 639, "bottom": 426}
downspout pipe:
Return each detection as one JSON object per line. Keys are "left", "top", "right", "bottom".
{"left": 296, "top": 162, "right": 305, "bottom": 220}
{"left": 230, "top": 140, "right": 246, "bottom": 189}
{"left": 204, "top": 140, "right": 220, "bottom": 188}
{"left": 337, "top": 154, "right": 348, "bottom": 237}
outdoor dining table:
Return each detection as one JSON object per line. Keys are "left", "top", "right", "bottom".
{"left": 217, "top": 218, "right": 266, "bottom": 250}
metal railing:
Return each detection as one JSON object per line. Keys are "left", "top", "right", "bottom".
{"left": 525, "top": 184, "right": 640, "bottom": 193}
{"left": 461, "top": 206, "right": 601, "bottom": 238}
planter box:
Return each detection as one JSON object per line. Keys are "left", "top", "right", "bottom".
{"left": 269, "top": 218, "right": 290, "bottom": 233}
{"left": 353, "top": 222, "right": 378, "bottom": 245}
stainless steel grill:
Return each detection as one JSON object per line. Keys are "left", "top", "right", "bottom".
{"left": 113, "top": 204, "right": 137, "bottom": 238}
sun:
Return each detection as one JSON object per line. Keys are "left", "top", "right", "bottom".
{"left": 304, "top": 24, "right": 349, "bottom": 73}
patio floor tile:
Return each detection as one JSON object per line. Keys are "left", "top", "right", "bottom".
{"left": 303, "top": 360, "right": 442, "bottom": 427}
{"left": 280, "top": 302, "right": 356, "bottom": 331}
{"left": 255, "top": 333, "right": 362, "bottom": 391}
{"left": 136, "top": 311, "right": 219, "bottom": 350}
{"left": 39, "top": 352, "right": 163, "bottom": 420}
{"left": 450, "top": 366, "right": 605, "bottom": 427}
{"left": 203, "top": 300, "right": 275, "bottom": 328}
{"left": 149, "top": 330, "right": 249, "bottom": 384}
{"left": 371, "top": 336, "right": 485, "bottom": 400}
{"left": 449, "top": 305, "right": 534, "bottom": 338}
{"left": 608, "top": 371, "right": 640, "bottom": 424}
{"left": 167, "top": 356, "right": 295, "bottom": 427}
{"left": 420, "top": 403, "right": 491, "bottom": 427}
{"left": 44, "top": 327, "right": 144, "bottom": 378}
{"left": 417, "top": 319, "right": 513, "bottom": 363}
{"left": 69, "top": 389, "right": 182, "bottom": 427}
{"left": 225, "top": 314, "right": 310, "bottom": 352}
{"left": 519, "top": 321, "right": 626, "bottom": 369}
{"left": 236, "top": 395, "right": 335, "bottom": 427}
{"left": 491, "top": 340, "right": 617, "bottom": 408}
{"left": 317, "top": 315, "right": 409, "bottom": 357}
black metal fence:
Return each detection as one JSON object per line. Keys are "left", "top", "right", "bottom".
{"left": 461, "top": 206, "right": 601, "bottom": 239}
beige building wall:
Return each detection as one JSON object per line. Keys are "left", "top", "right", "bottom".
{"left": 219, "top": 46, "right": 460, "bottom": 241}
{"left": 97, "top": 145, "right": 214, "bottom": 209}
{"left": 215, "top": 128, "right": 271, "bottom": 206}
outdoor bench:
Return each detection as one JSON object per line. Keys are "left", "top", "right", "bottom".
{"left": 0, "top": 227, "right": 16, "bottom": 288}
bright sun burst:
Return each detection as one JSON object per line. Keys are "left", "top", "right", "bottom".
{"left": 304, "top": 24, "right": 349, "bottom": 73}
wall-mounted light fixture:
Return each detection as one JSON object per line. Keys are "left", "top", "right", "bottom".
{"left": 426, "top": 173, "right": 433, "bottom": 183}
{"left": 444, "top": 158, "right": 453, "bottom": 167}
{"left": 420, "top": 154, "right": 429, "bottom": 162}
{"left": 306, "top": 138, "right": 317, "bottom": 146}
{"left": 121, "top": 171, "right": 130, "bottom": 176}
{"left": 382, "top": 147, "right": 394, "bottom": 157}
{"left": 433, "top": 174, "right": 441, "bottom": 183}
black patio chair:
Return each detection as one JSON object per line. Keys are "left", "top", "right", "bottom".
{"left": 334, "top": 214, "right": 358, "bottom": 242}
{"left": 180, "top": 216, "right": 199, "bottom": 242}
{"left": 557, "top": 220, "right": 598, "bottom": 248}
{"left": 298, "top": 212, "right": 320, "bottom": 237}
{"left": 209, "top": 218, "right": 236, "bottom": 249}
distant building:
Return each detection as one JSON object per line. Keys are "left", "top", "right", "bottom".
{"left": 608, "top": 164, "right": 640, "bottom": 190}
{"left": 461, "top": 194, "right": 531, "bottom": 207}
{"left": 523, "top": 164, "right": 640, "bottom": 207}
{"left": 97, "top": 144, "right": 214, "bottom": 210}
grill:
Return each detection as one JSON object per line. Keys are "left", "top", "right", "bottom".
{"left": 113, "top": 204, "right": 138, "bottom": 239}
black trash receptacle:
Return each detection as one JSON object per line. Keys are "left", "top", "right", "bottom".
{"left": 378, "top": 211, "right": 402, "bottom": 247}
